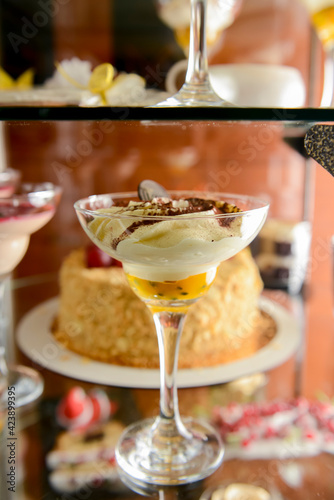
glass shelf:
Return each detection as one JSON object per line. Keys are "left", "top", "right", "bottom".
{"left": 0, "top": 105, "right": 333, "bottom": 123}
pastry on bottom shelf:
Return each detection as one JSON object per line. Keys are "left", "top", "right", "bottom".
{"left": 253, "top": 219, "right": 311, "bottom": 294}
{"left": 47, "top": 420, "right": 125, "bottom": 493}
{"left": 203, "top": 399, "right": 334, "bottom": 500}
{"left": 212, "top": 398, "right": 334, "bottom": 461}
{"left": 46, "top": 387, "right": 124, "bottom": 493}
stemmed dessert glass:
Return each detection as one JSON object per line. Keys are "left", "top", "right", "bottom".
{"left": 154, "top": 0, "right": 239, "bottom": 106}
{"left": 74, "top": 190, "right": 269, "bottom": 486}
{"left": 0, "top": 182, "right": 62, "bottom": 408}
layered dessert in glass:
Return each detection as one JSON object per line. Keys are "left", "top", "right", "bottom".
{"left": 74, "top": 190, "right": 269, "bottom": 486}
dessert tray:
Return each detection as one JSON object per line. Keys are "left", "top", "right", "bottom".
{"left": 16, "top": 296, "right": 300, "bottom": 389}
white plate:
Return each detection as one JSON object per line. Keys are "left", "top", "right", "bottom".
{"left": 165, "top": 61, "right": 306, "bottom": 108}
{"left": 16, "top": 296, "right": 300, "bottom": 389}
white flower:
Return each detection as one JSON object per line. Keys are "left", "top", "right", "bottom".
{"left": 44, "top": 57, "right": 93, "bottom": 88}
{"left": 105, "top": 74, "right": 146, "bottom": 105}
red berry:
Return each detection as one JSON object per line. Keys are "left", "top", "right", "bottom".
{"left": 109, "top": 400, "right": 119, "bottom": 415}
{"left": 92, "top": 477, "right": 103, "bottom": 487}
{"left": 264, "top": 426, "right": 276, "bottom": 438}
{"left": 241, "top": 436, "right": 254, "bottom": 447}
{"left": 85, "top": 244, "right": 122, "bottom": 268}
{"left": 62, "top": 387, "right": 86, "bottom": 418}
{"left": 111, "top": 257, "right": 123, "bottom": 268}
{"left": 304, "top": 430, "right": 315, "bottom": 439}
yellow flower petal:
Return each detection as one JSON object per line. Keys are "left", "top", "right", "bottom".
{"left": 0, "top": 67, "right": 15, "bottom": 89}
{"left": 16, "top": 68, "right": 34, "bottom": 88}
{"left": 88, "top": 63, "right": 114, "bottom": 93}
{"left": 0, "top": 67, "right": 34, "bottom": 89}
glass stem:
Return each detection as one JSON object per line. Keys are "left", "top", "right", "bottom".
{"left": 154, "top": 0, "right": 228, "bottom": 105}
{"left": 321, "top": 45, "right": 334, "bottom": 107}
{"left": 152, "top": 311, "right": 192, "bottom": 440}
{"left": 0, "top": 277, "right": 9, "bottom": 379}
{"left": 185, "top": 0, "right": 210, "bottom": 87}
{"left": 172, "top": 0, "right": 224, "bottom": 105}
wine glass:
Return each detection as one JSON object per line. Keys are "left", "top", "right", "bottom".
{"left": 299, "top": 0, "right": 334, "bottom": 106}
{"left": 153, "top": 0, "right": 239, "bottom": 106}
{"left": 0, "top": 182, "right": 62, "bottom": 408}
{"left": 74, "top": 190, "right": 269, "bottom": 485}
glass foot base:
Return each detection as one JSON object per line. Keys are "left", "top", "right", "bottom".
{"left": 116, "top": 417, "right": 224, "bottom": 486}
{"left": 0, "top": 365, "right": 44, "bottom": 408}
{"left": 118, "top": 469, "right": 204, "bottom": 498}
{"left": 151, "top": 81, "right": 235, "bottom": 108}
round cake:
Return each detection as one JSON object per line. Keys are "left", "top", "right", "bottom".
{"left": 52, "top": 247, "right": 276, "bottom": 369}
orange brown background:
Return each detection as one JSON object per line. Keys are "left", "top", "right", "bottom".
{"left": 2, "top": 0, "right": 334, "bottom": 401}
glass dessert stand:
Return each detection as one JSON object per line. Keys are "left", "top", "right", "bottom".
{"left": 74, "top": 190, "right": 269, "bottom": 486}
{"left": 0, "top": 182, "right": 62, "bottom": 408}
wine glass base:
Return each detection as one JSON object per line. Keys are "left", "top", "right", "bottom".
{"left": 151, "top": 83, "right": 234, "bottom": 108}
{"left": 118, "top": 469, "right": 204, "bottom": 498}
{"left": 1, "top": 364, "right": 44, "bottom": 408}
{"left": 116, "top": 416, "right": 224, "bottom": 486}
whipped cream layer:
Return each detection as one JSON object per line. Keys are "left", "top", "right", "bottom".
{"left": 86, "top": 197, "right": 265, "bottom": 281}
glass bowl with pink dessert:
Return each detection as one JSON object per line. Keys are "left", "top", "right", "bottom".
{"left": 0, "top": 182, "right": 62, "bottom": 276}
{"left": 0, "top": 182, "right": 62, "bottom": 408}
{"left": 74, "top": 190, "right": 269, "bottom": 487}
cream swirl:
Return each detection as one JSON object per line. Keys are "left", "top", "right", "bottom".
{"left": 85, "top": 197, "right": 246, "bottom": 281}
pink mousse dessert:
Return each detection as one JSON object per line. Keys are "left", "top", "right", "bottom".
{"left": 0, "top": 184, "right": 61, "bottom": 275}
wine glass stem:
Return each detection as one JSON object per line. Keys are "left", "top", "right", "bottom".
{"left": 185, "top": 0, "right": 210, "bottom": 88}
{"left": 152, "top": 310, "right": 191, "bottom": 439}
{"left": 0, "top": 277, "right": 9, "bottom": 379}
{"left": 326, "top": 45, "right": 334, "bottom": 107}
